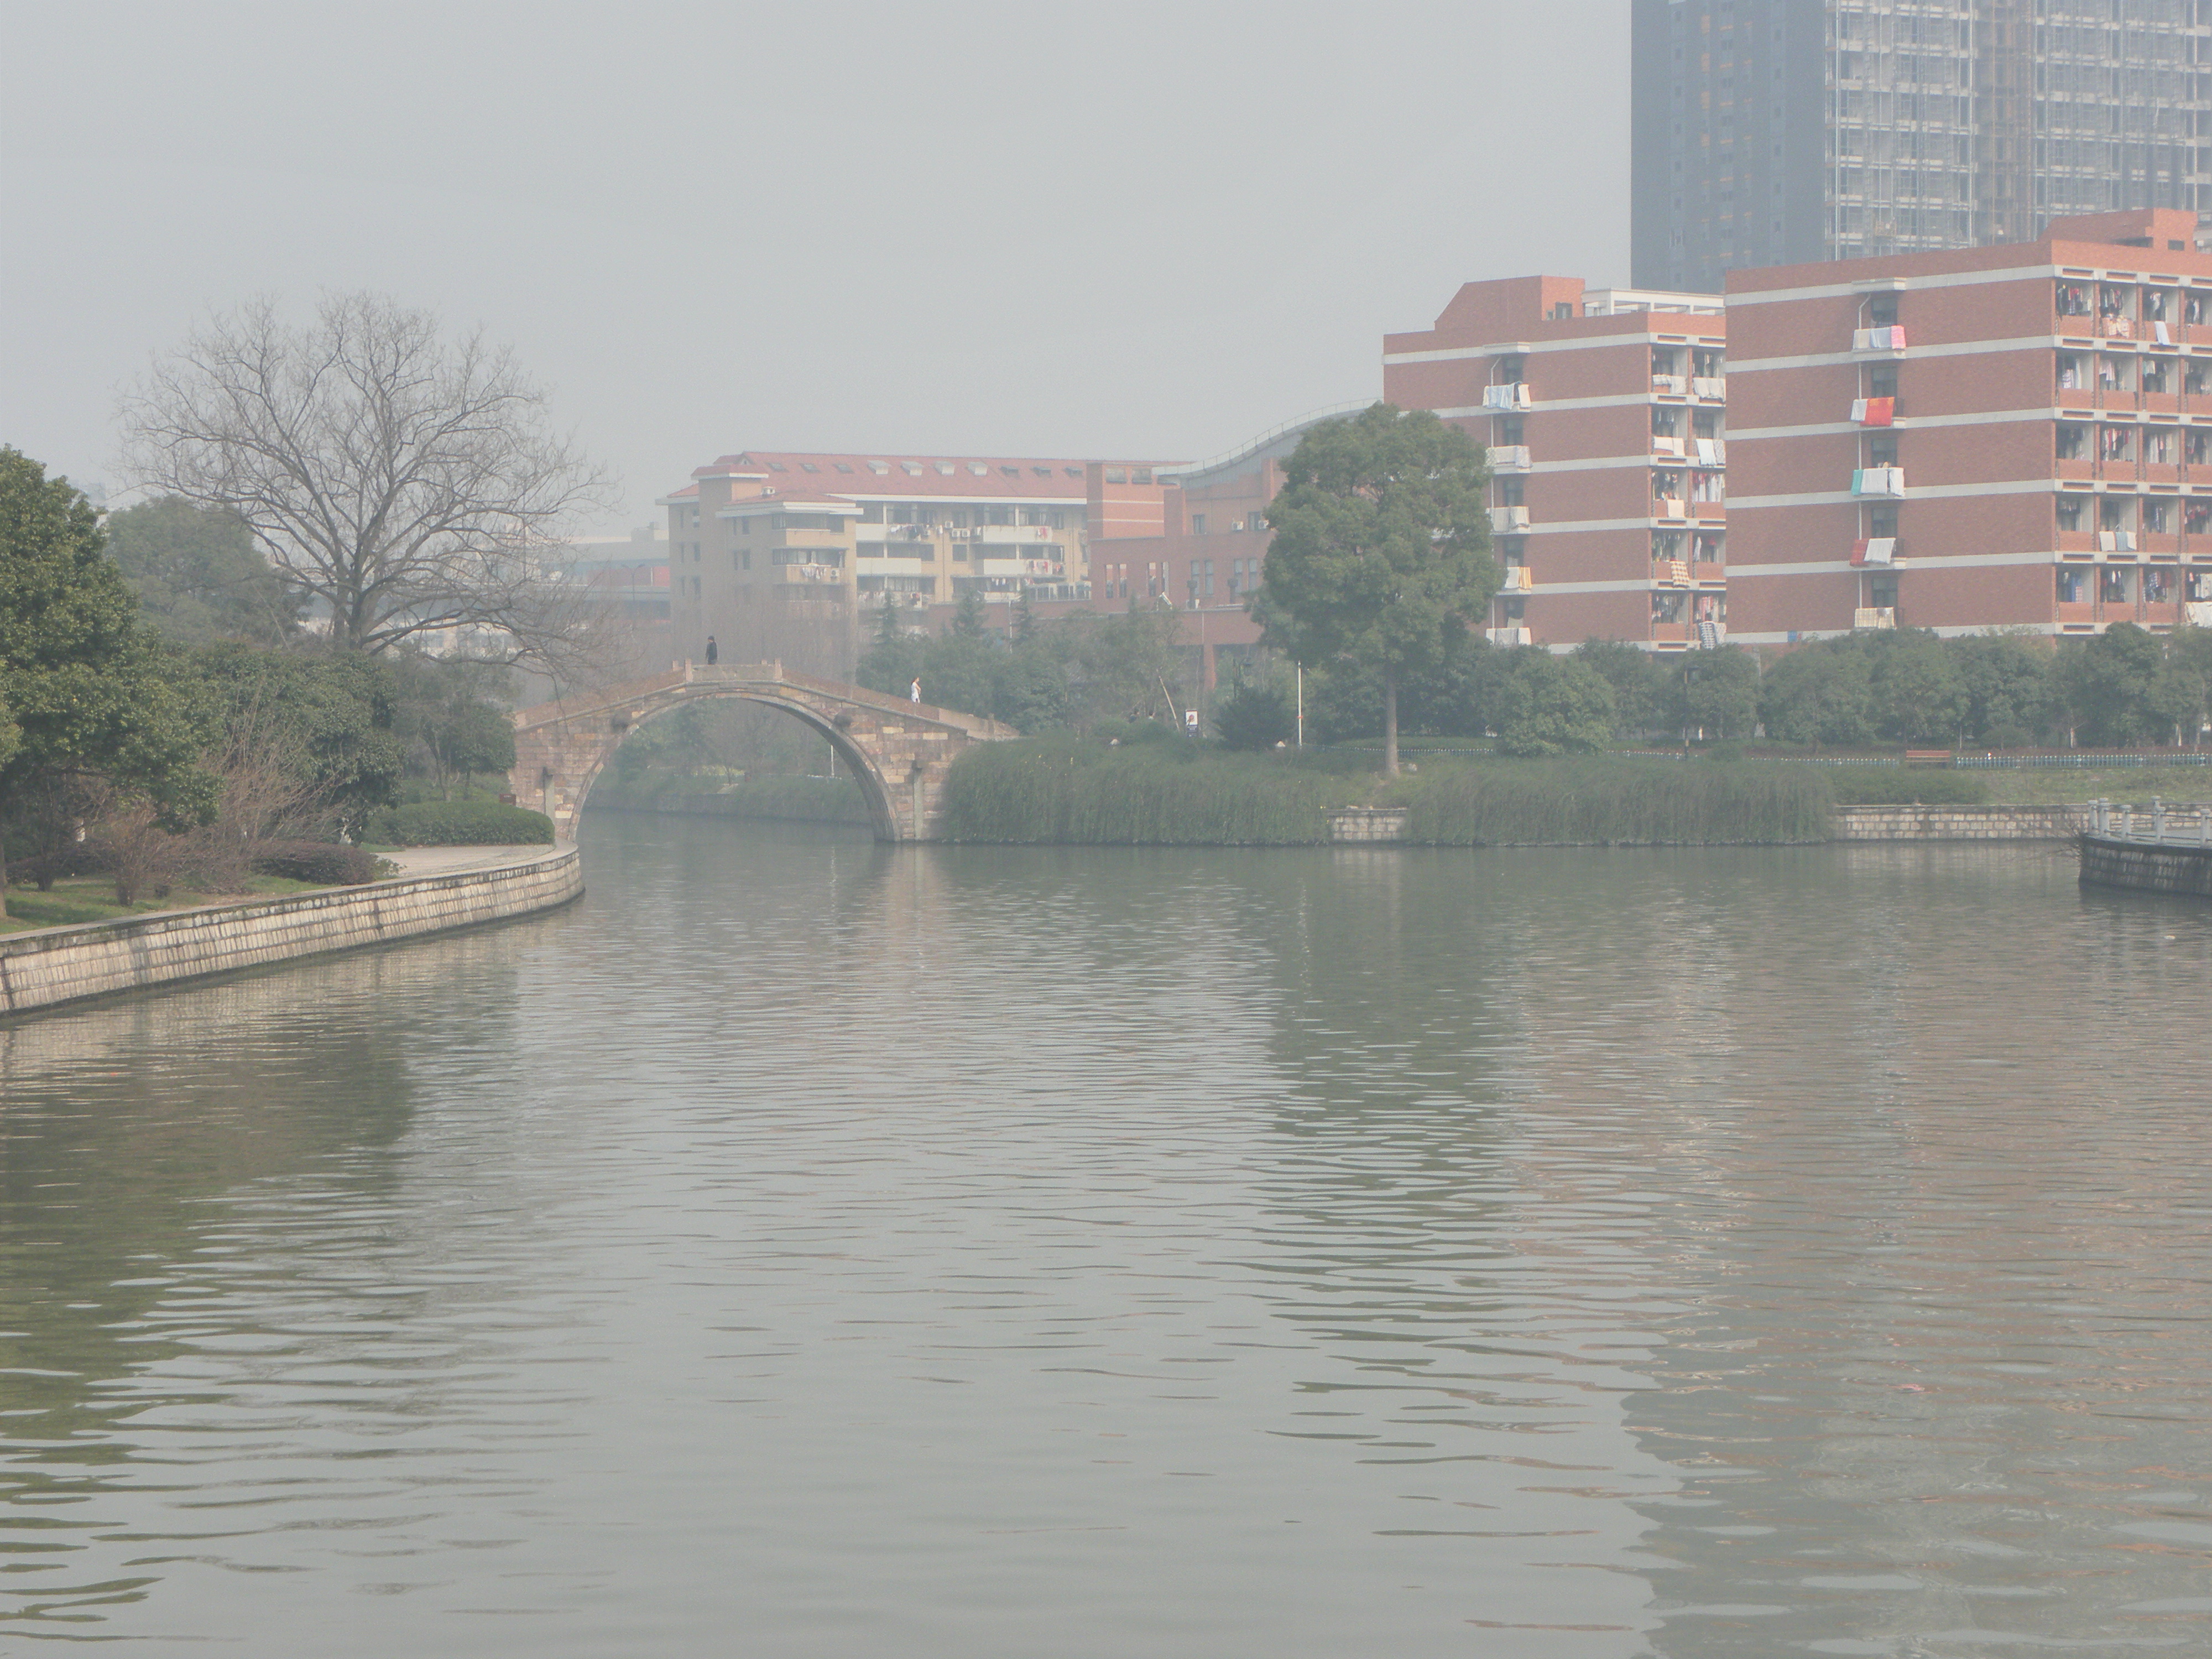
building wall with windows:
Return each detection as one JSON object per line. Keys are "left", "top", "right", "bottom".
{"left": 1384, "top": 275, "right": 1730, "bottom": 653}
{"left": 1634, "top": 0, "right": 2212, "bottom": 296}
{"left": 1724, "top": 206, "right": 2212, "bottom": 641}
{"left": 661, "top": 451, "right": 1113, "bottom": 672}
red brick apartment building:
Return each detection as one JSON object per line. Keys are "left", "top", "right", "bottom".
{"left": 1725, "top": 207, "right": 2212, "bottom": 644}
{"left": 1384, "top": 275, "right": 1730, "bottom": 653}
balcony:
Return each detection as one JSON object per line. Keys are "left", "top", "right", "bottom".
{"left": 1852, "top": 466, "right": 1906, "bottom": 498}
{"left": 1651, "top": 620, "right": 1689, "bottom": 645}
{"left": 1491, "top": 505, "right": 1530, "bottom": 533}
{"left": 1652, "top": 373, "right": 1687, "bottom": 395}
{"left": 1653, "top": 497, "right": 1688, "bottom": 520}
{"left": 1500, "top": 565, "right": 1535, "bottom": 592}
{"left": 1853, "top": 326, "right": 1909, "bottom": 353}
{"left": 2056, "top": 598, "right": 2099, "bottom": 628}
{"left": 1489, "top": 444, "right": 1531, "bottom": 471}
{"left": 1853, "top": 607, "right": 1897, "bottom": 630}
{"left": 1693, "top": 559, "right": 1726, "bottom": 585}
{"left": 1853, "top": 536, "right": 1898, "bottom": 567}
{"left": 1850, "top": 396, "right": 1895, "bottom": 426}
{"left": 1655, "top": 557, "right": 1691, "bottom": 587}
{"left": 2096, "top": 530, "right": 2138, "bottom": 553}
{"left": 1483, "top": 383, "right": 1532, "bottom": 411}
{"left": 1488, "top": 625, "right": 1532, "bottom": 646}
{"left": 1691, "top": 437, "right": 1726, "bottom": 466}
{"left": 1652, "top": 434, "right": 1686, "bottom": 458}
{"left": 1691, "top": 375, "right": 1726, "bottom": 400}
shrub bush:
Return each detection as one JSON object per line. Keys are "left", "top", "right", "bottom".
{"left": 364, "top": 802, "right": 555, "bottom": 846}
{"left": 1394, "top": 759, "right": 1833, "bottom": 844}
{"left": 249, "top": 840, "right": 385, "bottom": 885}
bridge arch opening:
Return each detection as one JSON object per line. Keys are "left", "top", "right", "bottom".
{"left": 572, "top": 691, "right": 899, "bottom": 840}
{"left": 511, "top": 663, "right": 1014, "bottom": 843}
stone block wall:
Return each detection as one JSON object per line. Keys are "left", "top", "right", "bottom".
{"left": 2079, "top": 837, "right": 2212, "bottom": 898}
{"left": 0, "top": 848, "right": 582, "bottom": 1018}
{"left": 1829, "top": 805, "right": 2091, "bottom": 841}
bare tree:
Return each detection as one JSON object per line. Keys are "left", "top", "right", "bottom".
{"left": 120, "top": 293, "right": 615, "bottom": 669}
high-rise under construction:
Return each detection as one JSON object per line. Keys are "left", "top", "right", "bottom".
{"left": 1631, "top": 0, "right": 2212, "bottom": 293}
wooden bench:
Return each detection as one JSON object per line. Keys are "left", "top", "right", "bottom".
{"left": 1904, "top": 749, "right": 1955, "bottom": 767}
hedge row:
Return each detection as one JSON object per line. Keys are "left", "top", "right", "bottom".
{"left": 249, "top": 841, "right": 387, "bottom": 886}
{"left": 364, "top": 802, "right": 555, "bottom": 847}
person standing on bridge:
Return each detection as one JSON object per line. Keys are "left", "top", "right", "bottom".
{"left": 705, "top": 635, "right": 718, "bottom": 666}
{"left": 910, "top": 677, "right": 921, "bottom": 703}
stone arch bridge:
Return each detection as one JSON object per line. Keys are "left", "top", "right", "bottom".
{"left": 509, "top": 662, "right": 1017, "bottom": 842}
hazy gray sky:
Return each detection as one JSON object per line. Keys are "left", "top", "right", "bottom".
{"left": 1, "top": 1, "right": 1630, "bottom": 531}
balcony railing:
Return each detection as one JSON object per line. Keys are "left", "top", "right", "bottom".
{"left": 1483, "top": 383, "right": 1532, "bottom": 411}
{"left": 1852, "top": 467, "right": 1906, "bottom": 498}
{"left": 1853, "top": 606, "right": 1897, "bottom": 630}
{"left": 1691, "top": 375, "right": 1726, "bottom": 400}
{"left": 1489, "top": 445, "right": 1531, "bottom": 470}
{"left": 1853, "top": 326, "right": 1909, "bottom": 353}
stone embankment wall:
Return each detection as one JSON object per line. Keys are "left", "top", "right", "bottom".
{"left": 1829, "top": 805, "right": 2090, "bottom": 841}
{"left": 2078, "top": 836, "right": 2212, "bottom": 898}
{"left": 0, "top": 847, "right": 582, "bottom": 1019}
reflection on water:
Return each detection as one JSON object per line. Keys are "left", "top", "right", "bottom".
{"left": 2, "top": 817, "right": 2207, "bottom": 1656}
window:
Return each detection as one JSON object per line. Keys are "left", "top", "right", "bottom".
{"left": 2146, "top": 430, "right": 2175, "bottom": 465}
{"left": 1033, "top": 467, "right": 1052, "bottom": 478}
{"left": 2143, "top": 358, "right": 2171, "bottom": 394}
{"left": 1867, "top": 365, "right": 1898, "bottom": 401}
{"left": 2058, "top": 280, "right": 2093, "bottom": 317}
{"left": 1867, "top": 503, "right": 1898, "bottom": 538}
{"left": 834, "top": 462, "right": 854, "bottom": 473}
{"left": 2058, "top": 567, "right": 2088, "bottom": 603}
{"left": 2100, "top": 565, "right": 2134, "bottom": 602}
{"left": 901, "top": 462, "right": 923, "bottom": 476}
{"left": 1192, "top": 513, "right": 1207, "bottom": 534}
{"left": 2144, "top": 499, "right": 2172, "bottom": 534}
{"left": 968, "top": 463, "right": 989, "bottom": 476}
{"left": 800, "top": 462, "right": 819, "bottom": 473}
{"left": 2099, "top": 495, "right": 2133, "bottom": 531}
{"left": 2100, "top": 425, "right": 2133, "bottom": 461}
{"left": 2099, "top": 354, "right": 2134, "bottom": 391}
{"left": 2057, "top": 494, "right": 2089, "bottom": 532}
{"left": 2057, "top": 352, "right": 2085, "bottom": 390}
{"left": 1498, "top": 478, "right": 1525, "bottom": 507}
{"left": 868, "top": 461, "right": 891, "bottom": 474}
{"left": 1495, "top": 416, "right": 1525, "bottom": 446}
{"left": 1866, "top": 434, "right": 1900, "bottom": 467}
{"left": 1867, "top": 293, "right": 1899, "bottom": 326}
{"left": 2057, "top": 423, "right": 2089, "bottom": 460}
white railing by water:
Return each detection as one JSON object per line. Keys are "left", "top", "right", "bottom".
{"left": 2089, "top": 797, "right": 2212, "bottom": 846}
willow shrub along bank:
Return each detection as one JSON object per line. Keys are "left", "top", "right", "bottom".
{"left": 939, "top": 740, "right": 1835, "bottom": 847}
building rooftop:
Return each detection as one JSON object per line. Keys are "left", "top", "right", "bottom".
{"left": 689, "top": 451, "right": 1112, "bottom": 499}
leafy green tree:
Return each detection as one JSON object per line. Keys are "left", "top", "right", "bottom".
{"left": 187, "top": 644, "right": 407, "bottom": 834}
{"left": 1062, "top": 606, "right": 1187, "bottom": 727}
{"left": 1757, "top": 643, "right": 1875, "bottom": 748}
{"left": 920, "top": 631, "right": 999, "bottom": 719}
{"left": 1012, "top": 588, "right": 1037, "bottom": 643}
{"left": 1, "top": 450, "right": 217, "bottom": 909}
{"left": 1952, "top": 632, "right": 2056, "bottom": 746}
{"left": 857, "top": 601, "right": 927, "bottom": 700}
{"left": 1665, "top": 645, "right": 1760, "bottom": 741}
{"left": 2164, "top": 624, "right": 2212, "bottom": 748}
{"left": 2064, "top": 623, "right": 2168, "bottom": 746}
{"left": 1574, "top": 639, "right": 1668, "bottom": 739}
{"left": 385, "top": 655, "right": 517, "bottom": 797}
{"left": 991, "top": 638, "right": 1074, "bottom": 733}
{"left": 103, "top": 495, "right": 295, "bottom": 644}
{"left": 1867, "top": 631, "right": 1968, "bottom": 743}
{"left": 1213, "top": 672, "right": 1298, "bottom": 751}
{"left": 1254, "top": 404, "right": 1495, "bottom": 774}
{"left": 1491, "top": 649, "right": 1615, "bottom": 757}
{"left": 950, "top": 586, "right": 991, "bottom": 641}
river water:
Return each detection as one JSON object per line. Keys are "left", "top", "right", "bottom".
{"left": 3, "top": 813, "right": 2210, "bottom": 1657}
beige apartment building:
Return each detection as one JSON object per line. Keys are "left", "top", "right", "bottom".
{"left": 662, "top": 451, "right": 1134, "bottom": 672}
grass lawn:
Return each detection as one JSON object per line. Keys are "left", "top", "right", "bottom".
{"left": 0, "top": 874, "right": 323, "bottom": 937}
{"left": 1974, "top": 766, "right": 2212, "bottom": 806}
